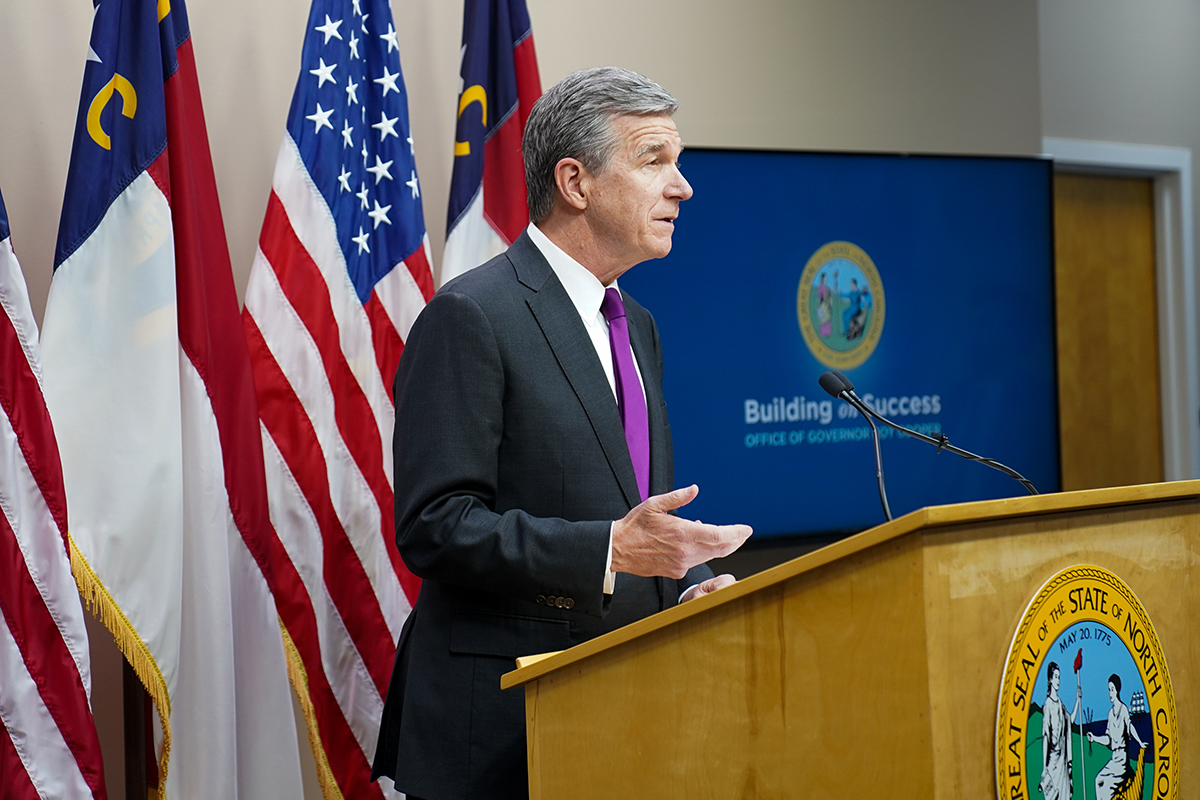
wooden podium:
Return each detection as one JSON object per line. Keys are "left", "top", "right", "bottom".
{"left": 502, "top": 481, "right": 1200, "bottom": 798}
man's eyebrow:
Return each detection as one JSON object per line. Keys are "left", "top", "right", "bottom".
{"left": 636, "top": 140, "right": 684, "bottom": 158}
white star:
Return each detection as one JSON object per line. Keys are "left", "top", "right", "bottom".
{"left": 306, "top": 103, "right": 334, "bottom": 133}
{"left": 337, "top": 166, "right": 352, "bottom": 193}
{"left": 315, "top": 15, "right": 343, "bottom": 44}
{"left": 458, "top": 44, "right": 467, "bottom": 94}
{"left": 407, "top": 134, "right": 414, "bottom": 154}
{"left": 88, "top": 4, "right": 102, "bottom": 63}
{"left": 367, "top": 155, "right": 394, "bottom": 184}
{"left": 356, "top": 182, "right": 370, "bottom": 210}
{"left": 368, "top": 199, "right": 392, "bottom": 229}
{"left": 341, "top": 119, "right": 354, "bottom": 148}
{"left": 380, "top": 23, "right": 399, "bottom": 54}
{"left": 361, "top": 138, "right": 369, "bottom": 165}
{"left": 310, "top": 58, "right": 337, "bottom": 88}
{"left": 361, "top": 12, "right": 369, "bottom": 33}
{"left": 352, "top": 0, "right": 362, "bottom": 16}
{"left": 374, "top": 66, "right": 400, "bottom": 96}
{"left": 406, "top": 170, "right": 420, "bottom": 198}
{"left": 348, "top": 31, "right": 361, "bottom": 60}
{"left": 345, "top": 76, "right": 359, "bottom": 105}
{"left": 372, "top": 111, "right": 399, "bottom": 141}
{"left": 352, "top": 226, "right": 370, "bottom": 255}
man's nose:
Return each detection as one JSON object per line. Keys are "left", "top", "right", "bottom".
{"left": 667, "top": 167, "right": 693, "bottom": 200}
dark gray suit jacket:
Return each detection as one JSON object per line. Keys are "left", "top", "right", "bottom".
{"left": 371, "top": 232, "right": 712, "bottom": 799}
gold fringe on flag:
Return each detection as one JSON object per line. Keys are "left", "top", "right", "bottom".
{"left": 69, "top": 534, "right": 173, "bottom": 796}
{"left": 280, "top": 621, "right": 344, "bottom": 800}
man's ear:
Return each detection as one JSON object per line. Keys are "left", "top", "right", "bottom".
{"left": 552, "top": 158, "right": 589, "bottom": 212}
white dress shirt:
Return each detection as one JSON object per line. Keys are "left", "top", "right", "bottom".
{"left": 525, "top": 223, "right": 646, "bottom": 402}
{"left": 525, "top": 223, "right": 645, "bottom": 595}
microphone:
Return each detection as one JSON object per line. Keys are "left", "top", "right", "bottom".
{"left": 816, "top": 370, "right": 849, "bottom": 400}
{"left": 830, "top": 370, "right": 1038, "bottom": 495}
{"left": 818, "top": 372, "right": 893, "bottom": 522}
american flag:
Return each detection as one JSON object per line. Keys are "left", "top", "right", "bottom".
{"left": 0, "top": 187, "right": 107, "bottom": 799}
{"left": 40, "top": 0, "right": 305, "bottom": 796}
{"left": 441, "top": 0, "right": 541, "bottom": 284}
{"left": 241, "top": 0, "right": 432, "bottom": 797}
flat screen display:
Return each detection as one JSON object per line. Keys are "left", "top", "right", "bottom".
{"left": 620, "top": 148, "right": 1059, "bottom": 538}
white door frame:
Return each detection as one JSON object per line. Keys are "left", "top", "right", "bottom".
{"left": 1042, "top": 137, "right": 1199, "bottom": 481}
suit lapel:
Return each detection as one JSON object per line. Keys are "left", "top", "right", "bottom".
{"left": 511, "top": 234, "right": 643, "bottom": 509}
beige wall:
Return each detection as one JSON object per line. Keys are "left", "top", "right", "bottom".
{"left": 1040, "top": 0, "right": 1200, "bottom": 148}
{"left": 532, "top": 0, "right": 1042, "bottom": 156}
{"left": 0, "top": 1, "right": 1040, "bottom": 797}
{"left": 0, "top": 0, "right": 1042, "bottom": 322}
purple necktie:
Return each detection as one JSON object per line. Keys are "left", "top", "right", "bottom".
{"left": 601, "top": 288, "right": 650, "bottom": 502}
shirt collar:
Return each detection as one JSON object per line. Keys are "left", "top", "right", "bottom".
{"left": 526, "top": 223, "right": 617, "bottom": 323}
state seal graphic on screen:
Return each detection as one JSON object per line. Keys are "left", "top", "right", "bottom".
{"left": 996, "top": 565, "right": 1178, "bottom": 800}
{"left": 796, "top": 241, "right": 885, "bottom": 369}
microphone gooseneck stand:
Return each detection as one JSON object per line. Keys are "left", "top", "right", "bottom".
{"left": 817, "top": 372, "right": 893, "bottom": 521}
{"left": 817, "top": 371, "right": 1039, "bottom": 525}
{"left": 829, "top": 371, "right": 1039, "bottom": 496}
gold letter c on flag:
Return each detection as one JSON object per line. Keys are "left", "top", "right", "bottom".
{"left": 454, "top": 85, "right": 487, "bottom": 157}
{"left": 87, "top": 74, "right": 138, "bottom": 151}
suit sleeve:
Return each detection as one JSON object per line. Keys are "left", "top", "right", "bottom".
{"left": 393, "top": 289, "right": 613, "bottom": 617}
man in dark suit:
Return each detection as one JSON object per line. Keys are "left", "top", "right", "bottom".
{"left": 372, "top": 66, "right": 752, "bottom": 800}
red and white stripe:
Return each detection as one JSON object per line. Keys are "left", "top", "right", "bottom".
{"left": 0, "top": 229, "right": 107, "bottom": 799}
{"left": 244, "top": 134, "right": 432, "bottom": 799}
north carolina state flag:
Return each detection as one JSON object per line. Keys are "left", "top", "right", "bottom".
{"left": 440, "top": 0, "right": 541, "bottom": 283}
{"left": 40, "top": 1, "right": 304, "bottom": 795}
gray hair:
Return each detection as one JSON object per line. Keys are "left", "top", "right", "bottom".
{"left": 523, "top": 66, "right": 679, "bottom": 223}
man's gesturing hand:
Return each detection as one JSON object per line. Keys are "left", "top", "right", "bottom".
{"left": 610, "top": 485, "right": 752, "bottom": 579}
{"left": 679, "top": 573, "right": 737, "bottom": 603}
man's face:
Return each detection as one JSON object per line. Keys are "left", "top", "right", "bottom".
{"left": 585, "top": 114, "right": 692, "bottom": 275}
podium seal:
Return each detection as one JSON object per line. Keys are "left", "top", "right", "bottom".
{"left": 996, "top": 565, "right": 1178, "bottom": 800}
{"left": 796, "top": 241, "right": 884, "bottom": 369}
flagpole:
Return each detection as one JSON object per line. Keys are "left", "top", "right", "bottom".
{"left": 1074, "top": 647, "right": 1086, "bottom": 800}
{"left": 1077, "top": 671, "right": 1086, "bottom": 800}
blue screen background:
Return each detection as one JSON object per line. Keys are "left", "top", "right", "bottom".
{"left": 620, "top": 149, "right": 1059, "bottom": 537}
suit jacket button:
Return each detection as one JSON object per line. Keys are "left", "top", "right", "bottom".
{"left": 563, "top": 598, "right": 574, "bottom": 609}
{"left": 536, "top": 595, "right": 546, "bottom": 605}
{"left": 554, "top": 597, "right": 565, "bottom": 608}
